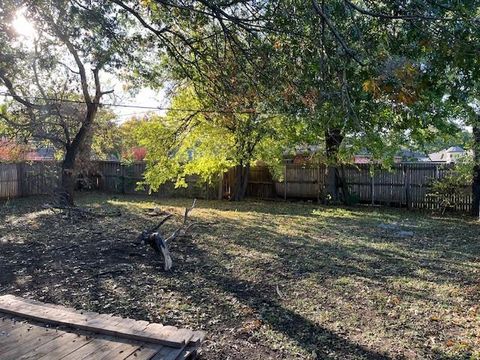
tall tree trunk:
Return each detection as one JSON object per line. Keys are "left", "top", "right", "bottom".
{"left": 59, "top": 147, "right": 76, "bottom": 206}
{"left": 57, "top": 104, "right": 98, "bottom": 206}
{"left": 232, "top": 162, "right": 250, "bottom": 201}
{"left": 76, "top": 125, "right": 95, "bottom": 190}
{"left": 472, "top": 122, "right": 480, "bottom": 218}
{"left": 232, "top": 164, "right": 243, "bottom": 201}
{"left": 324, "top": 128, "right": 344, "bottom": 202}
{"left": 239, "top": 162, "right": 250, "bottom": 199}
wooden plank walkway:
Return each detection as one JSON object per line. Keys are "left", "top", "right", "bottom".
{"left": 0, "top": 295, "right": 205, "bottom": 360}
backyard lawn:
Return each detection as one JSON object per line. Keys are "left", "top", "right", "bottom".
{"left": 0, "top": 193, "right": 479, "bottom": 360}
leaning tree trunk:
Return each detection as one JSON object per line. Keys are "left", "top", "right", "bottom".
{"left": 58, "top": 147, "right": 77, "bottom": 206}
{"left": 472, "top": 123, "right": 480, "bottom": 218}
{"left": 57, "top": 104, "right": 98, "bottom": 206}
{"left": 324, "top": 128, "right": 345, "bottom": 202}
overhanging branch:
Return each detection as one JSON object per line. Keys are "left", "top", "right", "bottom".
{"left": 312, "top": 0, "right": 365, "bottom": 66}
{"left": 343, "top": 0, "right": 452, "bottom": 21}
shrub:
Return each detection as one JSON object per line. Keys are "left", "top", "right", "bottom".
{"left": 428, "top": 157, "right": 473, "bottom": 213}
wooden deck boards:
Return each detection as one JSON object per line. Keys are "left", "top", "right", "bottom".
{"left": 0, "top": 295, "right": 205, "bottom": 360}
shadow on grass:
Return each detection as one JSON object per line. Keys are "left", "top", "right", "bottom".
{"left": 1, "top": 192, "right": 479, "bottom": 359}
{"left": 172, "top": 239, "right": 392, "bottom": 359}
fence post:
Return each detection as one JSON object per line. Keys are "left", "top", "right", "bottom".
{"left": 370, "top": 165, "right": 375, "bottom": 205}
{"left": 16, "top": 163, "right": 26, "bottom": 197}
{"left": 405, "top": 165, "right": 411, "bottom": 210}
{"left": 120, "top": 164, "right": 126, "bottom": 194}
{"left": 284, "top": 164, "right": 287, "bottom": 201}
{"left": 218, "top": 172, "right": 224, "bottom": 200}
{"left": 317, "top": 164, "right": 320, "bottom": 203}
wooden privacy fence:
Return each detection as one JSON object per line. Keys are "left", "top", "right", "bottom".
{"left": 241, "top": 163, "right": 472, "bottom": 212}
{"left": 340, "top": 163, "right": 472, "bottom": 211}
{"left": 93, "top": 161, "right": 218, "bottom": 199}
{"left": 0, "top": 161, "right": 473, "bottom": 212}
{"left": 221, "top": 166, "right": 276, "bottom": 199}
{"left": 0, "top": 161, "right": 59, "bottom": 199}
{"left": 0, "top": 161, "right": 218, "bottom": 200}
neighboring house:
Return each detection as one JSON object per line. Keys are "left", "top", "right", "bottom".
{"left": 0, "top": 138, "right": 27, "bottom": 161}
{"left": 397, "top": 149, "right": 430, "bottom": 162}
{"left": 428, "top": 146, "right": 469, "bottom": 163}
{"left": 1, "top": 137, "right": 56, "bottom": 161}
{"left": 25, "top": 147, "right": 56, "bottom": 161}
{"left": 352, "top": 149, "right": 430, "bottom": 164}
{"left": 284, "top": 145, "right": 321, "bottom": 164}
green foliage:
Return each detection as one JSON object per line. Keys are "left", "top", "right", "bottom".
{"left": 416, "top": 130, "right": 473, "bottom": 154}
{"left": 136, "top": 82, "right": 304, "bottom": 189}
{"left": 91, "top": 110, "right": 122, "bottom": 160}
{"left": 136, "top": 87, "right": 235, "bottom": 190}
{"left": 118, "top": 118, "right": 146, "bottom": 155}
{"left": 264, "top": 1, "right": 478, "bottom": 166}
{"left": 428, "top": 158, "right": 473, "bottom": 213}
{"left": 0, "top": 0, "right": 161, "bottom": 159}
{"left": 0, "top": 105, "right": 12, "bottom": 136}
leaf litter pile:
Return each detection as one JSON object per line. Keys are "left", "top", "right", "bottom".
{"left": 0, "top": 193, "right": 479, "bottom": 360}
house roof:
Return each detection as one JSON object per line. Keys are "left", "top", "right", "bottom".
{"left": 428, "top": 146, "right": 466, "bottom": 162}
{"left": 25, "top": 147, "right": 55, "bottom": 160}
{"left": 397, "top": 149, "right": 429, "bottom": 160}
{"left": 445, "top": 146, "right": 465, "bottom": 153}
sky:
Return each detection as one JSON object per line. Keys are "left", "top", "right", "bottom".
{"left": 7, "top": 8, "right": 169, "bottom": 125}
{"left": 106, "top": 84, "right": 168, "bottom": 124}
{"left": 5, "top": 8, "right": 476, "bottom": 132}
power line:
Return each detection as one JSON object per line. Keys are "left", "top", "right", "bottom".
{"left": 116, "top": 111, "right": 158, "bottom": 117}
{"left": 0, "top": 91, "right": 273, "bottom": 115}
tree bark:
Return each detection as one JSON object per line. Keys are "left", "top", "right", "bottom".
{"left": 232, "top": 162, "right": 250, "bottom": 201}
{"left": 57, "top": 104, "right": 99, "bottom": 205}
{"left": 240, "top": 162, "right": 250, "bottom": 199}
{"left": 472, "top": 122, "right": 480, "bottom": 218}
{"left": 324, "top": 128, "right": 344, "bottom": 202}
{"left": 58, "top": 147, "right": 76, "bottom": 206}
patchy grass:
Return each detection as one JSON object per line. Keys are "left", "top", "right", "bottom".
{"left": 0, "top": 193, "right": 479, "bottom": 359}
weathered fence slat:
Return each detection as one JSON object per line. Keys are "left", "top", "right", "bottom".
{"left": 0, "top": 161, "right": 473, "bottom": 213}
{"left": 248, "top": 163, "right": 471, "bottom": 213}
{"left": 0, "top": 161, "right": 218, "bottom": 200}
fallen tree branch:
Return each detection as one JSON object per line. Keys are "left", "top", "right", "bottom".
{"left": 137, "top": 199, "right": 199, "bottom": 271}
{"left": 148, "top": 213, "right": 174, "bottom": 232}
{"left": 183, "top": 198, "right": 197, "bottom": 225}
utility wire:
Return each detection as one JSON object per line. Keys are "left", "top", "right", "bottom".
{"left": 0, "top": 91, "right": 279, "bottom": 116}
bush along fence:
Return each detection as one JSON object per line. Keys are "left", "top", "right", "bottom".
{"left": 0, "top": 161, "right": 473, "bottom": 213}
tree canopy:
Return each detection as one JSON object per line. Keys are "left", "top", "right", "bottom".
{"left": 1, "top": 0, "right": 479, "bottom": 212}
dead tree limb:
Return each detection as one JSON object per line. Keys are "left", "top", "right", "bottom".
{"left": 183, "top": 198, "right": 196, "bottom": 224}
{"left": 148, "top": 213, "right": 174, "bottom": 233}
{"left": 137, "top": 199, "right": 197, "bottom": 271}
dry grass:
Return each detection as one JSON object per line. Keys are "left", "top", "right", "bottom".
{"left": 0, "top": 193, "right": 479, "bottom": 359}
